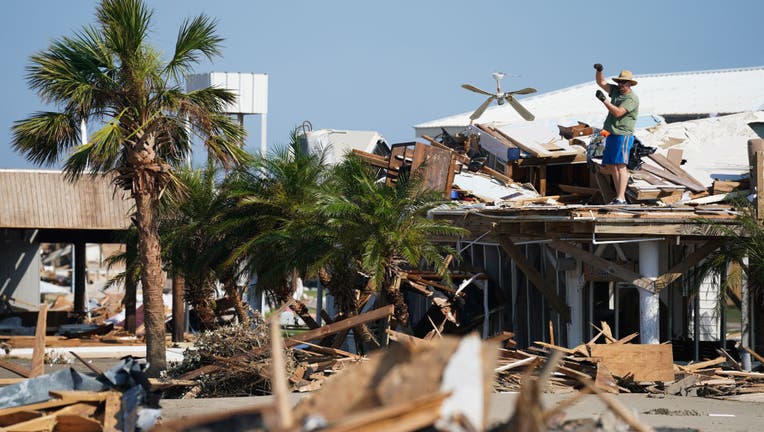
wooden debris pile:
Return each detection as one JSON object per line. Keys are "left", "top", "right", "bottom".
{"left": 164, "top": 306, "right": 397, "bottom": 398}
{"left": 0, "top": 389, "right": 123, "bottom": 432}
{"left": 0, "top": 356, "right": 161, "bottom": 431}
{"left": 492, "top": 321, "right": 764, "bottom": 401}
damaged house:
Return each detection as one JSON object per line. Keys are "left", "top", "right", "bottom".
{"left": 391, "top": 67, "right": 764, "bottom": 360}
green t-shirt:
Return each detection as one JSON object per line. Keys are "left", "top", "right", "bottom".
{"left": 602, "top": 84, "right": 639, "bottom": 135}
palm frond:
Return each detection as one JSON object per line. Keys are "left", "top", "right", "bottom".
{"left": 165, "top": 14, "right": 223, "bottom": 81}
{"left": 12, "top": 112, "right": 80, "bottom": 166}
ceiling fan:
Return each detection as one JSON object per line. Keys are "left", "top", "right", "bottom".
{"left": 462, "top": 72, "right": 537, "bottom": 122}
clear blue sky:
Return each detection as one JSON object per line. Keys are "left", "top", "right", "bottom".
{"left": 1, "top": 0, "right": 762, "bottom": 168}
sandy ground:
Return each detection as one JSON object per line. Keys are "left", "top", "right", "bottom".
{"left": 2, "top": 359, "right": 763, "bottom": 431}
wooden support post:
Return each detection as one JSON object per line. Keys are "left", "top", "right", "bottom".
{"left": 124, "top": 239, "right": 138, "bottom": 334}
{"left": 747, "top": 139, "right": 764, "bottom": 220}
{"left": 269, "top": 315, "right": 293, "bottom": 430}
{"left": 74, "top": 240, "right": 87, "bottom": 315}
{"left": 538, "top": 166, "right": 547, "bottom": 196}
{"left": 30, "top": 304, "right": 48, "bottom": 377}
{"left": 498, "top": 237, "right": 570, "bottom": 322}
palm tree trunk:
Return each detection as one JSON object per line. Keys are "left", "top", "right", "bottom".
{"left": 222, "top": 278, "right": 250, "bottom": 328}
{"left": 172, "top": 273, "right": 185, "bottom": 342}
{"left": 134, "top": 184, "right": 167, "bottom": 376}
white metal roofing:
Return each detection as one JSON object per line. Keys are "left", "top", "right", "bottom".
{"left": 638, "top": 111, "right": 764, "bottom": 185}
{"left": 302, "top": 129, "right": 388, "bottom": 165}
{"left": 414, "top": 67, "right": 764, "bottom": 134}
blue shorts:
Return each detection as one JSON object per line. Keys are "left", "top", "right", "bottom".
{"left": 602, "top": 134, "right": 634, "bottom": 165}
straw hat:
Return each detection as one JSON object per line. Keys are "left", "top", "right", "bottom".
{"left": 612, "top": 70, "right": 637, "bottom": 85}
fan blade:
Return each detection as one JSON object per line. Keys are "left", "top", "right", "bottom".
{"left": 462, "top": 84, "right": 494, "bottom": 97}
{"left": 505, "top": 95, "right": 535, "bottom": 121}
{"left": 470, "top": 97, "right": 495, "bottom": 121}
{"left": 509, "top": 87, "right": 537, "bottom": 95}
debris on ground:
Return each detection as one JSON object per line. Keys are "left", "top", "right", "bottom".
{"left": 0, "top": 357, "right": 160, "bottom": 431}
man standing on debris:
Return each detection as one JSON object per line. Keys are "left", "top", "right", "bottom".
{"left": 594, "top": 64, "right": 639, "bottom": 205}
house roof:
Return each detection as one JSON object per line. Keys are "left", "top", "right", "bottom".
{"left": 414, "top": 66, "right": 764, "bottom": 132}
{"left": 0, "top": 170, "right": 132, "bottom": 230}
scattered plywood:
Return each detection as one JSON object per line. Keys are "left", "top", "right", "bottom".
{"left": 589, "top": 344, "right": 674, "bottom": 382}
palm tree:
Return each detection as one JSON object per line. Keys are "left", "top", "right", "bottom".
{"left": 12, "top": 0, "right": 248, "bottom": 375}
{"left": 160, "top": 164, "right": 251, "bottom": 330}
{"left": 692, "top": 200, "right": 764, "bottom": 352}
{"left": 320, "top": 154, "right": 467, "bottom": 328}
{"left": 221, "top": 130, "right": 330, "bottom": 307}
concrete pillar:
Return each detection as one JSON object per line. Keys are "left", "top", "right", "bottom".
{"left": 639, "top": 241, "right": 660, "bottom": 344}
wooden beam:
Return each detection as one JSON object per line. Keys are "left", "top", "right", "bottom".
{"left": 0, "top": 359, "right": 31, "bottom": 378}
{"left": 285, "top": 305, "right": 394, "bottom": 347}
{"left": 548, "top": 241, "right": 656, "bottom": 293}
{"left": 653, "top": 239, "right": 724, "bottom": 291}
{"left": 30, "top": 304, "right": 47, "bottom": 377}
{"left": 666, "top": 148, "right": 683, "bottom": 166}
{"left": 351, "top": 148, "right": 390, "bottom": 169}
{"left": 497, "top": 237, "right": 570, "bottom": 322}
{"left": 647, "top": 152, "right": 705, "bottom": 190}
{"left": 641, "top": 162, "right": 706, "bottom": 193}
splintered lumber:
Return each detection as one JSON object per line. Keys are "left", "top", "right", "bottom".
{"left": 52, "top": 414, "right": 102, "bottom": 432}
{"left": 321, "top": 392, "right": 447, "bottom": 432}
{"left": 594, "top": 363, "right": 620, "bottom": 394}
{"left": 679, "top": 356, "right": 726, "bottom": 373}
{"left": 495, "top": 356, "right": 538, "bottom": 373}
{"left": 286, "top": 305, "right": 394, "bottom": 347}
{"left": 498, "top": 237, "right": 571, "bottom": 321}
{"left": 641, "top": 162, "right": 706, "bottom": 193}
{"left": 30, "top": 304, "right": 48, "bottom": 377}
{"left": 742, "top": 345, "right": 764, "bottom": 365}
{"left": 421, "top": 134, "right": 515, "bottom": 185}
{"left": 589, "top": 344, "right": 674, "bottom": 382}
{"left": 102, "top": 392, "right": 121, "bottom": 432}
{"left": 647, "top": 152, "right": 706, "bottom": 191}
{"left": 387, "top": 329, "right": 425, "bottom": 346}
{"left": 0, "top": 359, "right": 31, "bottom": 378}
{"left": 270, "top": 315, "right": 293, "bottom": 430}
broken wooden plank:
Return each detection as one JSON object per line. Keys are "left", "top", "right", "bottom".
{"left": 53, "top": 414, "right": 102, "bottom": 432}
{"left": 679, "top": 356, "right": 726, "bottom": 373}
{"left": 68, "top": 351, "right": 104, "bottom": 376}
{"left": 286, "top": 305, "right": 395, "bottom": 348}
{"left": 641, "top": 162, "right": 706, "bottom": 193}
{"left": 495, "top": 356, "right": 538, "bottom": 373}
{"left": 648, "top": 152, "right": 706, "bottom": 190}
{"left": 666, "top": 148, "right": 683, "bottom": 166}
{"left": 0, "top": 359, "right": 31, "bottom": 379}
{"left": 548, "top": 240, "right": 656, "bottom": 293}
{"left": 321, "top": 392, "right": 447, "bottom": 432}
{"left": 653, "top": 239, "right": 723, "bottom": 291}
{"left": 30, "top": 304, "right": 47, "bottom": 378}
{"left": 498, "top": 237, "right": 571, "bottom": 322}
{"left": 102, "top": 391, "right": 121, "bottom": 432}
{"left": 387, "top": 330, "right": 425, "bottom": 346}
